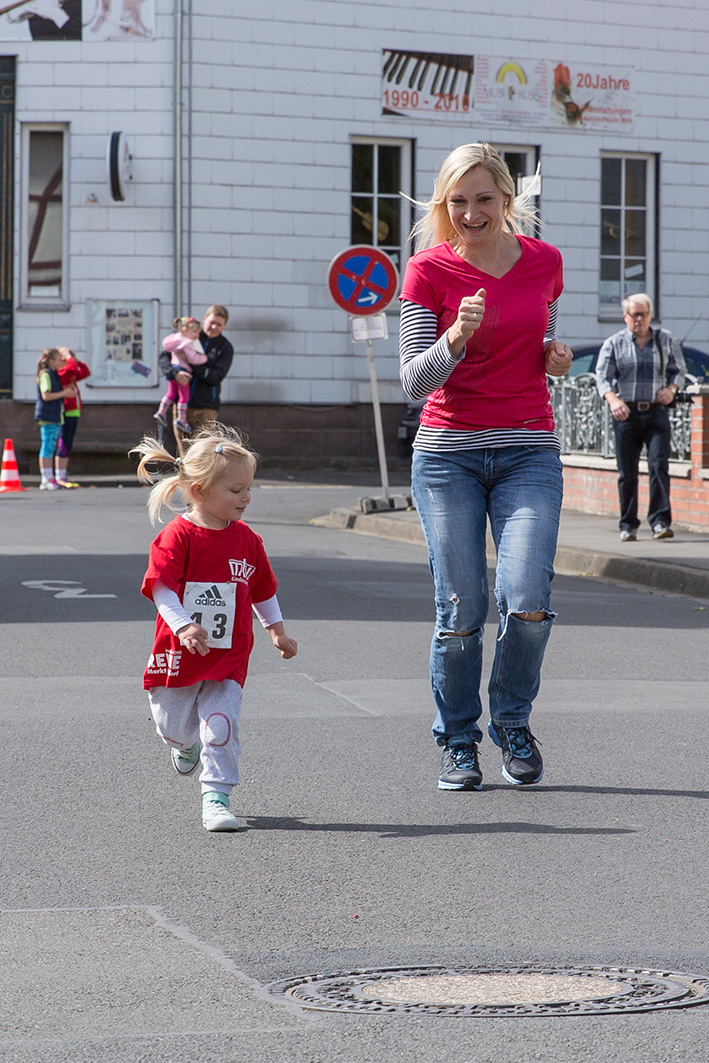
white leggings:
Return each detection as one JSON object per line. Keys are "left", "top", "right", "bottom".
{"left": 148, "top": 679, "right": 243, "bottom": 795}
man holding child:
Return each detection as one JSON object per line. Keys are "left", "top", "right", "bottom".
{"left": 158, "top": 304, "right": 234, "bottom": 442}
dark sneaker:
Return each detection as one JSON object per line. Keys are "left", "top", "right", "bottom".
{"left": 153, "top": 411, "right": 168, "bottom": 428}
{"left": 652, "top": 524, "right": 673, "bottom": 540}
{"left": 488, "top": 721, "right": 543, "bottom": 785}
{"left": 438, "top": 743, "right": 483, "bottom": 791}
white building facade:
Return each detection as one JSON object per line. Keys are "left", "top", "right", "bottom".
{"left": 1, "top": 0, "right": 708, "bottom": 429}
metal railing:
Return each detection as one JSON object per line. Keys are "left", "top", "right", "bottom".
{"left": 548, "top": 374, "right": 693, "bottom": 461}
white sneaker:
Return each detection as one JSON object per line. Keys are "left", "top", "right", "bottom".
{"left": 39, "top": 480, "right": 60, "bottom": 490}
{"left": 652, "top": 524, "right": 674, "bottom": 540}
{"left": 171, "top": 740, "right": 200, "bottom": 775}
{"left": 202, "top": 792, "right": 241, "bottom": 832}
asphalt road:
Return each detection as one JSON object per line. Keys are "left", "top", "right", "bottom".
{"left": 1, "top": 482, "right": 708, "bottom": 1062}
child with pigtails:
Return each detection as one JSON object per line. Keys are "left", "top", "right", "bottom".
{"left": 132, "top": 423, "right": 297, "bottom": 832}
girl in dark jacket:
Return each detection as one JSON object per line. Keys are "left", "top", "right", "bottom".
{"left": 34, "top": 348, "right": 76, "bottom": 490}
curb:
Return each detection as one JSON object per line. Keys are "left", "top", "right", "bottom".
{"left": 317, "top": 508, "right": 709, "bottom": 601}
{"left": 316, "top": 507, "right": 428, "bottom": 545}
{"left": 17, "top": 476, "right": 139, "bottom": 489}
{"left": 553, "top": 546, "right": 709, "bottom": 599}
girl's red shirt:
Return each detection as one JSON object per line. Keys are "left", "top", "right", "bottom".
{"left": 141, "top": 515, "right": 278, "bottom": 689}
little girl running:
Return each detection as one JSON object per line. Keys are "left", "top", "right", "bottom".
{"left": 154, "top": 316, "right": 207, "bottom": 435}
{"left": 132, "top": 423, "right": 298, "bottom": 832}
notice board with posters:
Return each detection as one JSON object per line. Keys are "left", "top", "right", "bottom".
{"left": 85, "top": 298, "right": 159, "bottom": 387}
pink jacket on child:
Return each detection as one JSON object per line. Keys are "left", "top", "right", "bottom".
{"left": 162, "top": 332, "right": 208, "bottom": 374}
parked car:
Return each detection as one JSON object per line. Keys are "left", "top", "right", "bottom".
{"left": 397, "top": 400, "right": 425, "bottom": 452}
{"left": 566, "top": 342, "right": 709, "bottom": 387}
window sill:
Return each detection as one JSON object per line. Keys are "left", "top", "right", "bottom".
{"left": 18, "top": 302, "right": 71, "bottom": 312}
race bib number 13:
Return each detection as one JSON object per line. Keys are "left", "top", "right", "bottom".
{"left": 183, "top": 582, "right": 236, "bottom": 648}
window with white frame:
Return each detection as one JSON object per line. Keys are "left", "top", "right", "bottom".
{"left": 351, "top": 138, "right": 412, "bottom": 273}
{"left": 21, "top": 124, "right": 68, "bottom": 306}
{"left": 492, "top": 144, "right": 540, "bottom": 236}
{"left": 600, "top": 153, "right": 656, "bottom": 315}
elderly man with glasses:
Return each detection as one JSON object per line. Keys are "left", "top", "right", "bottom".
{"left": 596, "top": 293, "right": 686, "bottom": 542}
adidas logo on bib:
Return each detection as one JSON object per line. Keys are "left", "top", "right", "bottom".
{"left": 194, "top": 584, "right": 227, "bottom": 607}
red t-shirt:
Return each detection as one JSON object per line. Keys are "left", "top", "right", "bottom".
{"left": 399, "top": 237, "right": 563, "bottom": 432}
{"left": 141, "top": 515, "right": 278, "bottom": 689}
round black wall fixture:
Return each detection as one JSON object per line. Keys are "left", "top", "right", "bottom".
{"left": 108, "top": 131, "right": 131, "bottom": 202}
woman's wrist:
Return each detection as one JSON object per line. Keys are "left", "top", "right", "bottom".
{"left": 446, "top": 327, "right": 466, "bottom": 358}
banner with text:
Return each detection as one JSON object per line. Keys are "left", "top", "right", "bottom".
{"left": 381, "top": 50, "right": 634, "bottom": 130}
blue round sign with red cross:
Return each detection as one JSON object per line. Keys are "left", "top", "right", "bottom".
{"left": 327, "top": 245, "right": 399, "bottom": 316}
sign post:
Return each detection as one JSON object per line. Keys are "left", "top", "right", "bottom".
{"left": 354, "top": 313, "right": 391, "bottom": 503}
{"left": 327, "top": 245, "right": 410, "bottom": 513}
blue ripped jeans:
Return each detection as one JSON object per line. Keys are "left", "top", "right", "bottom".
{"left": 412, "top": 446, "right": 563, "bottom": 746}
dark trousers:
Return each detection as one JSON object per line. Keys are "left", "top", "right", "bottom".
{"left": 613, "top": 405, "right": 671, "bottom": 531}
{"left": 56, "top": 416, "right": 79, "bottom": 459}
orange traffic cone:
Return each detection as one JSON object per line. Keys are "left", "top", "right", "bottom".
{"left": 0, "top": 438, "right": 26, "bottom": 493}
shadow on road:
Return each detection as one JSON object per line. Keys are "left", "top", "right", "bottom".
{"left": 484, "top": 783, "right": 709, "bottom": 799}
{"left": 243, "top": 816, "right": 636, "bottom": 838}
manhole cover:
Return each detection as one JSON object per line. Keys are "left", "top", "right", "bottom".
{"left": 266, "top": 964, "right": 709, "bottom": 1017}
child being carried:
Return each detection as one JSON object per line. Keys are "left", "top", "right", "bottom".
{"left": 154, "top": 316, "right": 207, "bottom": 434}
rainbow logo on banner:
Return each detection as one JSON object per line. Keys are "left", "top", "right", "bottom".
{"left": 496, "top": 61, "right": 527, "bottom": 84}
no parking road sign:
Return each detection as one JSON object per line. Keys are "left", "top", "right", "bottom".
{"left": 327, "top": 244, "right": 405, "bottom": 513}
{"left": 327, "top": 245, "right": 399, "bottom": 316}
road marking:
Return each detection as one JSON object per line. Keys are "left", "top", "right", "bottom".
{"left": 21, "top": 579, "right": 117, "bottom": 599}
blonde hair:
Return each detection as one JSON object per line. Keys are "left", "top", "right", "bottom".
{"left": 173, "top": 315, "right": 200, "bottom": 330}
{"left": 36, "top": 347, "right": 61, "bottom": 381}
{"left": 408, "top": 142, "right": 539, "bottom": 251}
{"left": 130, "top": 422, "right": 257, "bottom": 524}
